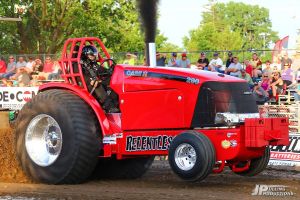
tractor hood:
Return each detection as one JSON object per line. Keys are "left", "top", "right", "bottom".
{"left": 111, "top": 65, "right": 246, "bottom": 94}
{"left": 110, "top": 65, "right": 257, "bottom": 130}
{"left": 123, "top": 65, "right": 245, "bottom": 83}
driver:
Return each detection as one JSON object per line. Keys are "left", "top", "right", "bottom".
{"left": 80, "top": 45, "right": 119, "bottom": 113}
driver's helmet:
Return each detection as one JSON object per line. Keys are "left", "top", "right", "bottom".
{"left": 81, "top": 45, "right": 98, "bottom": 60}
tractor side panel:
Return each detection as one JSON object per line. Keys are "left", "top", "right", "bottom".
{"left": 114, "top": 128, "right": 265, "bottom": 161}
{"left": 121, "top": 89, "right": 185, "bottom": 130}
{"left": 110, "top": 65, "right": 201, "bottom": 130}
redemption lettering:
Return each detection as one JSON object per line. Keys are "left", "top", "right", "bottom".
{"left": 126, "top": 135, "right": 173, "bottom": 152}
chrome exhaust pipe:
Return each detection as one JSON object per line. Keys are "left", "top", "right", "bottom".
{"left": 146, "top": 42, "right": 156, "bottom": 67}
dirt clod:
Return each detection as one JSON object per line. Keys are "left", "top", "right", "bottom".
{"left": 0, "top": 128, "right": 31, "bottom": 183}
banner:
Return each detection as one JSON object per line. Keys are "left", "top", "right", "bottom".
{"left": 269, "top": 133, "right": 300, "bottom": 166}
{"left": 272, "top": 35, "right": 289, "bottom": 64}
{"left": 0, "top": 87, "right": 39, "bottom": 110}
{"left": 281, "top": 36, "right": 289, "bottom": 49}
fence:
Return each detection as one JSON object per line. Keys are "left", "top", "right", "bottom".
{"left": 1, "top": 49, "right": 300, "bottom": 68}
{"left": 259, "top": 104, "right": 300, "bottom": 133}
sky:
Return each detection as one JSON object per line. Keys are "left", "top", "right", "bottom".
{"left": 158, "top": 0, "right": 300, "bottom": 49}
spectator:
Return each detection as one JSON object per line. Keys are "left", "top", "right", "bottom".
{"left": 225, "top": 56, "right": 242, "bottom": 77}
{"left": 0, "top": 57, "right": 7, "bottom": 76}
{"left": 281, "top": 64, "right": 294, "bottom": 87}
{"left": 253, "top": 82, "right": 269, "bottom": 105}
{"left": 261, "top": 72, "right": 271, "bottom": 91}
{"left": 225, "top": 51, "right": 234, "bottom": 68}
{"left": 280, "top": 52, "right": 292, "bottom": 70}
{"left": 48, "top": 61, "right": 62, "bottom": 80}
{"left": 1, "top": 56, "right": 16, "bottom": 79}
{"left": 208, "top": 52, "right": 223, "bottom": 73}
{"left": 250, "top": 53, "right": 262, "bottom": 78}
{"left": 10, "top": 56, "right": 31, "bottom": 85}
{"left": 43, "top": 56, "right": 54, "bottom": 73}
{"left": 239, "top": 69, "right": 254, "bottom": 88}
{"left": 196, "top": 52, "right": 209, "bottom": 70}
{"left": 244, "top": 60, "right": 254, "bottom": 78}
{"left": 262, "top": 60, "right": 272, "bottom": 78}
{"left": 123, "top": 52, "right": 137, "bottom": 65}
{"left": 156, "top": 52, "right": 166, "bottom": 66}
{"left": 294, "top": 69, "right": 300, "bottom": 101}
{"left": 25, "top": 56, "right": 36, "bottom": 74}
{"left": 32, "top": 58, "right": 43, "bottom": 75}
{"left": 270, "top": 72, "right": 284, "bottom": 99}
{"left": 167, "top": 52, "right": 179, "bottom": 67}
{"left": 16, "top": 56, "right": 27, "bottom": 69}
{"left": 29, "top": 58, "right": 46, "bottom": 81}
{"left": 14, "top": 68, "right": 31, "bottom": 86}
{"left": 178, "top": 53, "right": 191, "bottom": 68}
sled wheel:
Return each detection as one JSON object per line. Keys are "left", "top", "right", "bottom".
{"left": 168, "top": 131, "right": 215, "bottom": 182}
{"left": 15, "top": 89, "right": 101, "bottom": 184}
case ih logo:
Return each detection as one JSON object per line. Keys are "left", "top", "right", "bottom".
{"left": 125, "top": 70, "right": 148, "bottom": 77}
{"left": 126, "top": 135, "right": 173, "bottom": 151}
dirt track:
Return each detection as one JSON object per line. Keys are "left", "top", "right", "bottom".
{"left": 0, "top": 161, "right": 299, "bottom": 200}
{"left": 0, "top": 128, "right": 299, "bottom": 200}
{"left": 0, "top": 128, "right": 30, "bottom": 184}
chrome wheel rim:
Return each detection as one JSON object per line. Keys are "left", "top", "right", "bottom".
{"left": 25, "top": 114, "right": 63, "bottom": 167}
{"left": 174, "top": 143, "right": 197, "bottom": 171}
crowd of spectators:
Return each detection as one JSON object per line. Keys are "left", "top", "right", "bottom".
{"left": 123, "top": 50, "right": 299, "bottom": 105}
{"left": 0, "top": 56, "right": 62, "bottom": 87}
{"left": 2, "top": 51, "right": 299, "bottom": 105}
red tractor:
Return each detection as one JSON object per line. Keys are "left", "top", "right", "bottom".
{"left": 15, "top": 37, "right": 289, "bottom": 184}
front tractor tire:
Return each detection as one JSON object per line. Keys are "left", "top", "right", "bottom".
{"left": 15, "top": 89, "right": 101, "bottom": 184}
{"left": 232, "top": 147, "right": 270, "bottom": 177}
{"left": 168, "top": 131, "right": 216, "bottom": 182}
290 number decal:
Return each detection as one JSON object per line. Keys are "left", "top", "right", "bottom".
{"left": 186, "top": 77, "right": 200, "bottom": 84}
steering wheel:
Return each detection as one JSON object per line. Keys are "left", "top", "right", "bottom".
{"left": 100, "top": 58, "right": 116, "bottom": 68}
{"left": 97, "top": 58, "right": 116, "bottom": 76}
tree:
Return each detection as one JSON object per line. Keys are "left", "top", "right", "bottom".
{"left": 157, "top": 42, "right": 182, "bottom": 53}
{"left": 0, "top": 0, "right": 167, "bottom": 55}
{"left": 184, "top": 23, "right": 242, "bottom": 51}
{"left": 184, "top": 1, "right": 278, "bottom": 54}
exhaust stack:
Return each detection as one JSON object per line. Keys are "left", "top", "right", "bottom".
{"left": 146, "top": 43, "right": 156, "bottom": 67}
{"left": 137, "top": 0, "right": 159, "bottom": 67}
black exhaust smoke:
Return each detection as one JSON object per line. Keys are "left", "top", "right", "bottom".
{"left": 137, "top": 0, "right": 159, "bottom": 66}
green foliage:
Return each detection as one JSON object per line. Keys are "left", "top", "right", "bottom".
{"left": 184, "top": 23, "right": 243, "bottom": 52}
{"left": 157, "top": 42, "right": 182, "bottom": 53}
{"left": 0, "top": 0, "right": 167, "bottom": 54}
{"left": 184, "top": 1, "right": 279, "bottom": 53}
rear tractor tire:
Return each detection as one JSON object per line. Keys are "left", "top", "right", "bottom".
{"left": 15, "top": 89, "right": 101, "bottom": 184}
